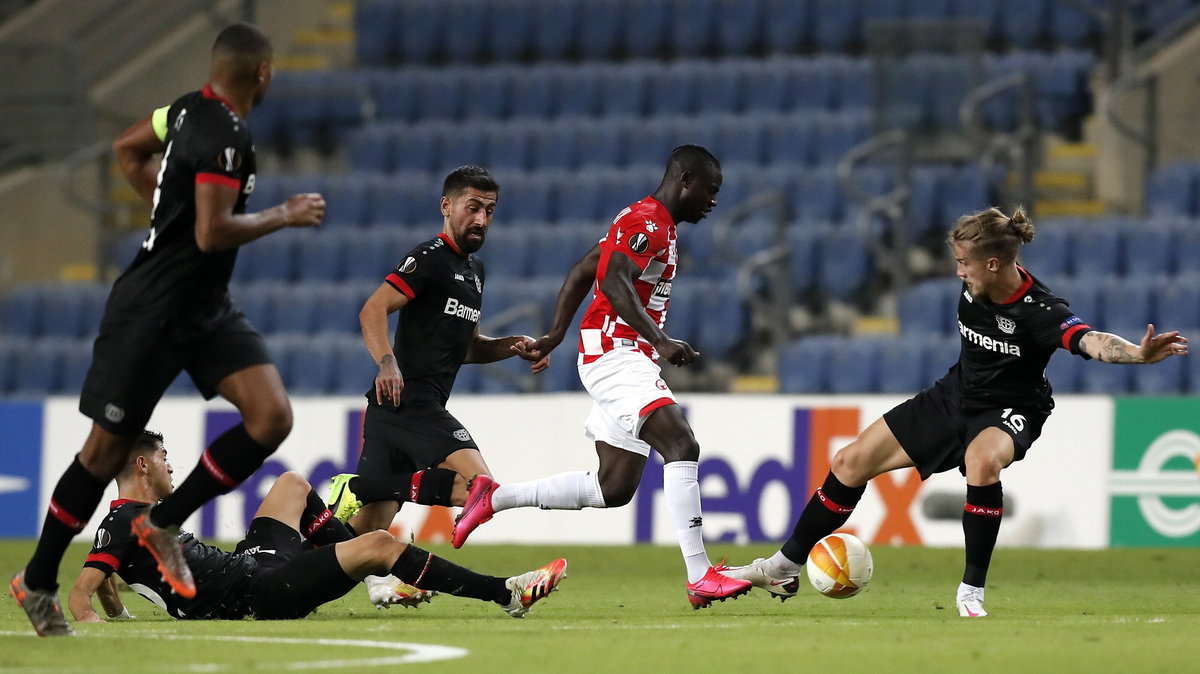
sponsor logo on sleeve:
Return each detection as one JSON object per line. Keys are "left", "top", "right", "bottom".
{"left": 1060, "top": 315, "right": 1082, "bottom": 330}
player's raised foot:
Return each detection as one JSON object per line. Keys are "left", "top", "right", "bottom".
{"left": 956, "top": 582, "right": 988, "bottom": 618}
{"left": 365, "top": 574, "right": 437, "bottom": 609}
{"left": 502, "top": 558, "right": 567, "bottom": 618}
{"left": 719, "top": 558, "right": 801, "bottom": 602}
{"left": 451, "top": 474, "right": 498, "bottom": 549}
{"left": 10, "top": 571, "right": 74, "bottom": 637}
{"left": 131, "top": 512, "right": 196, "bottom": 599}
{"left": 327, "top": 473, "right": 362, "bottom": 523}
{"left": 686, "top": 565, "right": 754, "bottom": 610}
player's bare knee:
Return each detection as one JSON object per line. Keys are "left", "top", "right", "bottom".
{"left": 658, "top": 436, "right": 700, "bottom": 463}
{"left": 276, "top": 471, "right": 311, "bottom": 494}
{"left": 599, "top": 476, "right": 638, "bottom": 507}
{"left": 245, "top": 401, "right": 293, "bottom": 448}
{"left": 830, "top": 447, "right": 870, "bottom": 486}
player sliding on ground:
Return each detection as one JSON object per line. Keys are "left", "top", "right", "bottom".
{"left": 67, "top": 431, "right": 566, "bottom": 623}
{"left": 722, "top": 207, "right": 1188, "bottom": 617}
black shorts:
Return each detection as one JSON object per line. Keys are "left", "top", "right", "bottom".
{"left": 79, "top": 311, "right": 272, "bottom": 435}
{"left": 882, "top": 381, "right": 1047, "bottom": 479}
{"left": 358, "top": 399, "right": 480, "bottom": 474}
{"left": 237, "top": 517, "right": 356, "bottom": 620}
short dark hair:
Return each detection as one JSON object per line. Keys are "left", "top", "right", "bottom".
{"left": 667, "top": 144, "right": 721, "bottom": 177}
{"left": 442, "top": 165, "right": 499, "bottom": 198}
{"left": 134, "top": 430, "right": 164, "bottom": 453}
{"left": 211, "top": 22, "right": 272, "bottom": 83}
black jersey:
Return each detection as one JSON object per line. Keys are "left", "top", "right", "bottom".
{"left": 942, "top": 267, "right": 1092, "bottom": 413}
{"left": 108, "top": 85, "right": 257, "bottom": 326}
{"left": 374, "top": 233, "right": 484, "bottom": 406}
{"left": 83, "top": 500, "right": 259, "bottom": 620}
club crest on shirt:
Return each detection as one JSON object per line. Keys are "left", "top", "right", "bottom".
{"left": 474, "top": 275, "right": 482, "bottom": 293}
{"left": 628, "top": 232, "right": 649, "bottom": 254}
{"left": 996, "top": 314, "right": 1016, "bottom": 334}
{"left": 453, "top": 428, "right": 471, "bottom": 442}
{"left": 399, "top": 256, "right": 417, "bottom": 273}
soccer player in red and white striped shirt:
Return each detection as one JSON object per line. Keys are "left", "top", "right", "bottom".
{"left": 452, "top": 146, "right": 753, "bottom": 609}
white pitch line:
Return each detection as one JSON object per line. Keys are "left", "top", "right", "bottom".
{"left": 0, "top": 631, "right": 468, "bottom": 670}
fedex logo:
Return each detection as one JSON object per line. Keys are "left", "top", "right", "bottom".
{"left": 634, "top": 407, "right": 924, "bottom": 545}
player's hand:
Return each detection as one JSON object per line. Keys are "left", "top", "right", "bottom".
{"left": 655, "top": 337, "right": 700, "bottom": 367}
{"left": 518, "top": 334, "right": 562, "bottom": 362}
{"left": 375, "top": 354, "right": 404, "bottom": 405}
{"left": 1140, "top": 323, "right": 1188, "bottom": 363}
{"left": 283, "top": 192, "right": 325, "bottom": 228}
{"left": 511, "top": 336, "right": 551, "bottom": 373}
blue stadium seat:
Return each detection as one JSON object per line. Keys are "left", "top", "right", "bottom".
{"left": 479, "top": 229, "right": 534, "bottom": 279}
{"left": 1145, "top": 163, "right": 1197, "bottom": 217}
{"left": 267, "top": 285, "right": 319, "bottom": 335}
{"left": 812, "top": 0, "right": 862, "bottom": 52}
{"left": 816, "top": 228, "right": 873, "bottom": 301}
{"left": 1070, "top": 222, "right": 1122, "bottom": 277}
{"left": 354, "top": 0, "right": 399, "bottom": 65}
{"left": 574, "top": 119, "right": 624, "bottom": 169}
{"left": 345, "top": 125, "right": 394, "bottom": 174}
{"left": 321, "top": 176, "right": 370, "bottom": 228}
{"left": 232, "top": 283, "right": 275, "bottom": 333}
{"left": 665, "top": 279, "right": 703, "bottom": 342}
{"left": 0, "top": 286, "right": 41, "bottom": 337}
{"left": 877, "top": 339, "right": 927, "bottom": 394}
{"left": 532, "top": 0, "right": 577, "bottom": 60}
{"left": 953, "top": 0, "right": 1001, "bottom": 41}
{"left": 813, "top": 111, "right": 870, "bottom": 166}
{"left": 786, "top": 226, "right": 820, "bottom": 294}
{"left": 623, "top": 119, "right": 677, "bottom": 169}
{"left": 700, "top": 64, "right": 744, "bottom": 115}
{"left": 763, "top": 115, "right": 815, "bottom": 166}
{"left": 791, "top": 58, "right": 836, "bottom": 112}
{"left": 413, "top": 72, "right": 463, "bottom": 122}
{"left": 792, "top": 168, "right": 842, "bottom": 223}
{"left": 58, "top": 338, "right": 93, "bottom": 394}
{"left": 0, "top": 338, "right": 17, "bottom": 394}
{"left": 1173, "top": 225, "right": 1200, "bottom": 276}
{"left": 1050, "top": 276, "right": 1103, "bottom": 326}
{"left": 288, "top": 336, "right": 339, "bottom": 395}
{"left": 830, "top": 56, "right": 872, "bottom": 110}
{"left": 12, "top": 341, "right": 60, "bottom": 395}
{"left": 694, "top": 280, "right": 748, "bottom": 360}
{"left": 460, "top": 68, "right": 511, "bottom": 120}
{"left": 311, "top": 284, "right": 365, "bottom": 335}
{"left": 828, "top": 337, "right": 881, "bottom": 394}
{"left": 370, "top": 72, "right": 417, "bottom": 122}
{"left": 294, "top": 231, "right": 346, "bottom": 282}
{"left": 487, "top": 0, "right": 535, "bottom": 61}
{"left": 556, "top": 64, "right": 603, "bottom": 118}
{"left": 906, "top": 167, "right": 942, "bottom": 239}
{"left": 366, "top": 174, "right": 437, "bottom": 227}
{"left": 1101, "top": 276, "right": 1154, "bottom": 329}
{"left": 764, "top": 0, "right": 812, "bottom": 54}
{"left": 621, "top": 0, "right": 670, "bottom": 59}
{"left": 484, "top": 121, "right": 532, "bottom": 172}
{"left": 669, "top": 0, "right": 718, "bottom": 58}
{"left": 36, "top": 285, "right": 86, "bottom": 338}
{"left": 529, "top": 121, "right": 578, "bottom": 171}
{"left": 1050, "top": 0, "right": 1104, "bottom": 47}
{"left": 897, "top": 278, "right": 960, "bottom": 335}
{"left": 442, "top": 0, "right": 490, "bottom": 64}
{"left": 1045, "top": 350, "right": 1084, "bottom": 393}
{"left": 910, "top": 0, "right": 955, "bottom": 19}
{"left": 937, "top": 165, "right": 989, "bottom": 224}
{"left": 1155, "top": 275, "right": 1200, "bottom": 329}
{"left": 716, "top": 0, "right": 763, "bottom": 56}
{"left": 1019, "top": 224, "right": 1073, "bottom": 278}
{"left": 341, "top": 230, "right": 400, "bottom": 283}
{"left": 77, "top": 284, "right": 107, "bottom": 340}
{"left": 233, "top": 232, "right": 296, "bottom": 283}
{"left": 500, "top": 172, "right": 555, "bottom": 222}
{"left": 778, "top": 336, "right": 838, "bottom": 393}
{"left": 598, "top": 66, "right": 650, "bottom": 119}
{"left": 998, "top": 0, "right": 1049, "bottom": 48}
{"left": 507, "top": 66, "right": 557, "bottom": 119}
{"left": 647, "top": 62, "right": 700, "bottom": 117}
{"left": 577, "top": 0, "right": 624, "bottom": 60}
{"left": 389, "top": 125, "right": 439, "bottom": 174}
{"left": 741, "top": 59, "right": 791, "bottom": 114}
{"left": 923, "top": 335, "right": 961, "bottom": 384}
{"left": 436, "top": 125, "right": 484, "bottom": 174}
{"left": 1132, "top": 350, "right": 1187, "bottom": 394}
{"left": 1077, "top": 357, "right": 1133, "bottom": 394}
{"left": 397, "top": 0, "right": 443, "bottom": 63}
{"left": 1124, "top": 224, "right": 1174, "bottom": 277}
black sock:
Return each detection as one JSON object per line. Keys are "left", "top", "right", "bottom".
{"left": 780, "top": 471, "right": 866, "bottom": 565}
{"left": 300, "top": 489, "right": 354, "bottom": 546}
{"left": 25, "top": 456, "right": 108, "bottom": 591}
{"left": 150, "top": 423, "right": 274, "bottom": 528}
{"left": 962, "top": 482, "right": 1004, "bottom": 587}
{"left": 390, "top": 545, "right": 510, "bottom": 604}
{"left": 349, "top": 468, "right": 456, "bottom": 507}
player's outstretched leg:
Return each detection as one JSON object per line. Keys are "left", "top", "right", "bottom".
{"left": 131, "top": 512, "right": 196, "bottom": 599}
{"left": 685, "top": 564, "right": 753, "bottom": 610}
{"left": 720, "top": 557, "right": 801, "bottom": 602}
{"left": 10, "top": 571, "right": 74, "bottom": 637}
{"left": 502, "top": 558, "right": 568, "bottom": 618}
{"left": 452, "top": 474, "right": 498, "bottom": 548}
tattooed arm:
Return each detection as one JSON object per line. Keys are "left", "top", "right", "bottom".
{"left": 1079, "top": 324, "right": 1188, "bottom": 364}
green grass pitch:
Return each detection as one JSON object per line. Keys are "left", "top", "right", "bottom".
{"left": 2, "top": 540, "right": 1198, "bottom": 673}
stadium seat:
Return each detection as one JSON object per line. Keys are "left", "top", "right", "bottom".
{"left": 311, "top": 284, "right": 365, "bottom": 335}
{"left": 998, "top": 0, "right": 1049, "bottom": 48}
{"left": 786, "top": 226, "right": 820, "bottom": 294}
{"left": 233, "top": 232, "right": 296, "bottom": 283}
{"left": 507, "top": 66, "right": 557, "bottom": 120}
{"left": 813, "top": 111, "right": 870, "bottom": 166}
{"left": 484, "top": 121, "right": 532, "bottom": 172}
{"left": 12, "top": 341, "right": 60, "bottom": 395}
{"left": 0, "top": 286, "right": 42, "bottom": 337}
{"left": 288, "top": 336, "right": 339, "bottom": 395}
{"left": 828, "top": 337, "right": 881, "bottom": 394}
{"left": 1050, "top": 276, "right": 1103, "bottom": 326}
{"left": 694, "top": 281, "right": 748, "bottom": 360}
{"left": 1132, "top": 351, "right": 1187, "bottom": 395}
{"left": 647, "top": 62, "right": 700, "bottom": 117}
{"left": 529, "top": 121, "right": 579, "bottom": 171}
{"left": 58, "top": 338, "right": 93, "bottom": 394}
{"left": 233, "top": 283, "right": 275, "bottom": 333}
{"left": 763, "top": 114, "right": 815, "bottom": 166}
{"left": 1145, "top": 163, "right": 1197, "bottom": 218}
{"left": 1045, "top": 350, "right": 1084, "bottom": 393}
{"left": 36, "top": 285, "right": 86, "bottom": 338}
{"left": 816, "top": 228, "right": 873, "bottom": 301}
{"left": 621, "top": 0, "right": 670, "bottom": 59}
{"left": 741, "top": 59, "right": 791, "bottom": 114}
{"left": 1050, "top": 0, "right": 1104, "bottom": 47}
{"left": 598, "top": 66, "right": 650, "bottom": 119}
{"left": 366, "top": 174, "right": 437, "bottom": 227}
{"left": 574, "top": 119, "right": 624, "bottom": 169}
{"left": 532, "top": 0, "right": 577, "bottom": 60}
{"left": 923, "top": 335, "right": 961, "bottom": 384}
{"left": 831, "top": 56, "right": 872, "bottom": 110}
{"left": 577, "top": 0, "right": 624, "bottom": 60}
{"left": 877, "top": 339, "right": 927, "bottom": 394}
{"left": 442, "top": 0, "right": 490, "bottom": 64}
{"left": 764, "top": 0, "right": 812, "bottom": 54}
{"left": 1018, "top": 224, "right": 1073, "bottom": 278}
{"left": 556, "top": 64, "right": 603, "bottom": 119}
{"left": 499, "top": 172, "right": 555, "bottom": 223}
{"left": 0, "top": 338, "right": 16, "bottom": 394}
{"left": 1124, "top": 224, "right": 1174, "bottom": 277}
{"left": 1077, "top": 356, "right": 1133, "bottom": 394}
{"left": 1154, "top": 276, "right": 1200, "bottom": 329}
{"left": 937, "top": 165, "right": 990, "bottom": 225}
{"left": 294, "top": 231, "right": 346, "bottom": 282}
{"left": 354, "top": 0, "right": 399, "bottom": 65}
{"left": 792, "top": 58, "right": 836, "bottom": 112}
{"left": 792, "top": 168, "right": 842, "bottom": 223}
{"left": 716, "top": 0, "right": 764, "bottom": 57}
{"left": 321, "top": 176, "right": 370, "bottom": 228}
{"left": 1100, "top": 276, "right": 1154, "bottom": 330}
{"left": 1173, "top": 225, "right": 1200, "bottom": 276}
{"left": 1070, "top": 222, "right": 1122, "bottom": 277}
{"left": 897, "top": 278, "right": 960, "bottom": 335}
{"left": 669, "top": 0, "right": 718, "bottom": 58}
{"left": 778, "top": 336, "right": 838, "bottom": 393}
{"left": 812, "top": 0, "right": 862, "bottom": 52}
{"left": 479, "top": 228, "right": 534, "bottom": 279}
{"left": 397, "top": 0, "right": 444, "bottom": 63}
{"left": 267, "top": 285, "right": 319, "bottom": 335}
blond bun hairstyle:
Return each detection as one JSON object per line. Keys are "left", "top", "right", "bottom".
{"left": 947, "top": 207, "right": 1035, "bottom": 264}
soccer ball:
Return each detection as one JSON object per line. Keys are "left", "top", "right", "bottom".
{"left": 806, "top": 533, "right": 873, "bottom": 599}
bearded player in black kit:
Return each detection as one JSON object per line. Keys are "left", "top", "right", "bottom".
{"left": 324, "top": 165, "right": 550, "bottom": 605}
{"left": 724, "top": 207, "right": 1188, "bottom": 617}
{"left": 11, "top": 23, "right": 327, "bottom": 636}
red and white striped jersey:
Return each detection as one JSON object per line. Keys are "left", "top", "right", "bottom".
{"left": 578, "top": 197, "right": 677, "bottom": 364}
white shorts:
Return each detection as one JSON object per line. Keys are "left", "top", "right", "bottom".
{"left": 578, "top": 349, "right": 678, "bottom": 457}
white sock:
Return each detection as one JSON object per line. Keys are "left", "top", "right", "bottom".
{"left": 663, "top": 460, "right": 711, "bottom": 583}
{"left": 491, "top": 471, "right": 606, "bottom": 511}
{"left": 768, "top": 551, "right": 803, "bottom": 577}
